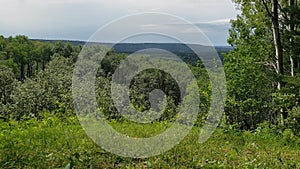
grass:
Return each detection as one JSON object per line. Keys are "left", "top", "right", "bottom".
{"left": 1, "top": 116, "right": 300, "bottom": 168}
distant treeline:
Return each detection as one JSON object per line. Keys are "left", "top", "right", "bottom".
{"left": 33, "top": 39, "right": 233, "bottom": 64}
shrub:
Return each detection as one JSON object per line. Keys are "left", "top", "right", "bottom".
{"left": 285, "top": 106, "right": 300, "bottom": 136}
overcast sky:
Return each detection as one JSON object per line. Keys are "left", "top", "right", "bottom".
{"left": 0, "top": 0, "right": 238, "bottom": 45}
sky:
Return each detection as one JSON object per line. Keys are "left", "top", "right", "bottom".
{"left": 0, "top": 0, "right": 238, "bottom": 45}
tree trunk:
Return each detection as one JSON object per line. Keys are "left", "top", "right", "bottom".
{"left": 290, "top": 56, "right": 295, "bottom": 77}
{"left": 27, "top": 62, "right": 33, "bottom": 78}
{"left": 42, "top": 61, "right": 45, "bottom": 71}
{"left": 272, "top": 0, "right": 284, "bottom": 80}
{"left": 20, "top": 63, "right": 25, "bottom": 81}
{"left": 289, "top": 0, "right": 296, "bottom": 77}
{"left": 271, "top": 0, "right": 285, "bottom": 124}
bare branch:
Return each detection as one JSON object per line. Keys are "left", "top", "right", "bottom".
{"left": 261, "top": 0, "right": 273, "bottom": 18}
{"left": 278, "top": 3, "right": 289, "bottom": 21}
{"left": 262, "top": 61, "right": 279, "bottom": 73}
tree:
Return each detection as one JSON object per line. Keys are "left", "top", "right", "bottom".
{"left": 0, "top": 65, "right": 16, "bottom": 120}
{"left": 6, "top": 35, "right": 34, "bottom": 80}
{"left": 0, "top": 35, "right": 6, "bottom": 59}
{"left": 11, "top": 55, "right": 74, "bottom": 120}
{"left": 225, "top": 43, "right": 274, "bottom": 129}
{"left": 262, "top": 0, "right": 284, "bottom": 85}
{"left": 229, "top": 0, "right": 300, "bottom": 127}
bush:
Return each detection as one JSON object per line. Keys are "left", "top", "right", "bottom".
{"left": 285, "top": 106, "right": 300, "bottom": 136}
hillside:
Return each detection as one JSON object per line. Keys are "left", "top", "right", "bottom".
{"left": 32, "top": 39, "right": 233, "bottom": 64}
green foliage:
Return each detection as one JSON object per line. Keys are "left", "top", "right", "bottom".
{"left": 0, "top": 117, "right": 300, "bottom": 168}
{"left": 0, "top": 65, "right": 16, "bottom": 120}
{"left": 189, "top": 65, "right": 211, "bottom": 126}
{"left": 11, "top": 55, "right": 74, "bottom": 120}
{"left": 0, "top": 35, "right": 81, "bottom": 81}
{"left": 224, "top": 48, "right": 274, "bottom": 129}
{"left": 0, "top": 58, "right": 18, "bottom": 76}
{"left": 285, "top": 106, "right": 300, "bottom": 136}
{"left": 95, "top": 76, "right": 118, "bottom": 119}
{"left": 94, "top": 53, "right": 210, "bottom": 125}
{"left": 227, "top": 0, "right": 300, "bottom": 130}
{"left": 129, "top": 68, "right": 180, "bottom": 121}
{"left": 0, "top": 66, "right": 15, "bottom": 104}
{"left": 100, "top": 52, "right": 127, "bottom": 77}
{"left": 52, "top": 41, "right": 81, "bottom": 62}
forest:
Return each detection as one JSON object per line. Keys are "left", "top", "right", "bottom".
{"left": 0, "top": 0, "right": 300, "bottom": 168}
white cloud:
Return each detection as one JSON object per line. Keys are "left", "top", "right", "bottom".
{"left": 196, "top": 19, "right": 231, "bottom": 25}
{"left": 99, "top": 0, "right": 237, "bottom": 21}
{"left": 0, "top": 0, "right": 238, "bottom": 45}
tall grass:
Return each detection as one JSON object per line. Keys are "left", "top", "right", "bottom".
{"left": 0, "top": 115, "right": 300, "bottom": 168}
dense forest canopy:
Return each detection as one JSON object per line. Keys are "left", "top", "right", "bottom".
{"left": 0, "top": 35, "right": 213, "bottom": 125}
